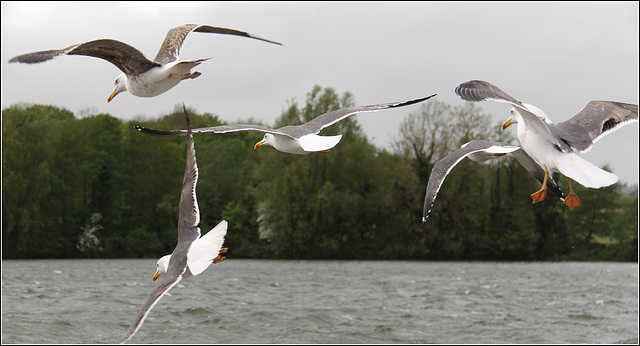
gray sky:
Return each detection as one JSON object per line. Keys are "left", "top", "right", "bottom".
{"left": 2, "top": 1, "right": 638, "bottom": 184}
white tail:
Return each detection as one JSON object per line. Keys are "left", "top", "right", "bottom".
{"left": 186, "top": 220, "right": 228, "bottom": 277}
{"left": 554, "top": 153, "right": 618, "bottom": 188}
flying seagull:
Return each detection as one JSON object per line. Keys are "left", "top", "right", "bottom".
{"left": 422, "top": 140, "right": 565, "bottom": 222}
{"left": 455, "top": 80, "right": 638, "bottom": 210}
{"left": 8, "top": 24, "right": 282, "bottom": 102}
{"left": 120, "top": 105, "right": 228, "bottom": 344}
{"left": 134, "top": 94, "right": 437, "bottom": 155}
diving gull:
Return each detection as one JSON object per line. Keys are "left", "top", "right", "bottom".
{"left": 134, "top": 94, "right": 437, "bottom": 155}
{"left": 422, "top": 140, "right": 565, "bottom": 222}
{"left": 455, "top": 80, "right": 638, "bottom": 210}
{"left": 8, "top": 24, "right": 282, "bottom": 102}
{"left": 120, "top": 105, "right": 228, "bottom": 344}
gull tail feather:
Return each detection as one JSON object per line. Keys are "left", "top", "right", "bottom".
{"left": 554, "top": 154, "right": 618, "bottom": 188}
{"left": 186, "top": 220, "right": 228, "bottom": 277}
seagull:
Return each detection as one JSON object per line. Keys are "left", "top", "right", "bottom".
{"left": 422, "top": 140, "right": 565, "bottom": 222}
{"left": 120, "top": 105, "right": 228, "bottom": 344}
{"left": 134, "top": 94, "right": 437, "bottom": 155}
{"left": 8, "top": 24, "right": 282, "bottom": 102}
{"left": 455, "top": 80, "right": 638, "bottom": 210}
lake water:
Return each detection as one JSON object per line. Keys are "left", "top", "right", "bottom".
{"left": 1, "top": 259, "right": 638, "bottom": 344}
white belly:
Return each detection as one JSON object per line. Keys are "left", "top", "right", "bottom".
{"left": 126, "top": 67, "right": 181, "bottom": 97}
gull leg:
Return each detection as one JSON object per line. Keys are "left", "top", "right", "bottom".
{"left": 170, "top": 72, "right": 202, "bottom": 80}
{"left": 213, "top": 247, "right": 228, "bottom": 264}
{"left": 315, "top": 150, "right": 331, "bottom": 154}
{"left": 531, "top": 168, "right": 549, "bottom": 204}
{"left": 186, "top": 71, "right": 202, "bottom": 79}
{"left": 563, "top": 178, "right": 581, "bottom": 210}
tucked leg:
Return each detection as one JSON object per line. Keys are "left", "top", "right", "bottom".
{"left": 170, "top": 71, "right": 202, "bottom": 80}
{"left": 563, "top": 178, "right": 581, "bottom": 210}
{"left": 213, "top": 247, "right": 228, "bottom": 264}
{"left": 531, "top": 168, "right": 549, "bottom": 204}
{"left": 213, "top": 255, "right": 226, "bottom": 264}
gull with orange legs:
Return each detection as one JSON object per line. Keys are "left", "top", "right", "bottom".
{"left": 455, "top": 80, "right": 637, "bottom": 210}
{"left": 9, "top": 24, "right": 281, "bottom": 102}
{"left": 120, "top": 105, "right": 228, "bottom": 344}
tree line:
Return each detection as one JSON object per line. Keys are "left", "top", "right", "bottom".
{"left": 2, "top": 85, "right": 637, "bottom": 261}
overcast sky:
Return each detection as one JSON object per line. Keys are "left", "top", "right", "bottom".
{"left": 2, "top": 1, "right": 638, "bottom": 185}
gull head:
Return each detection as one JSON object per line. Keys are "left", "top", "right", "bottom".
{"left": 502, "top": 108, "right": 520, "bottom": 131}
{"left": 108, "top": 74, "right": 128, "bottom": 103}
{"left": 153, "top": 255, "right": 171, "bottom": 281}
{"left": 254, "top": 133, "right": 275, "bottom": 149}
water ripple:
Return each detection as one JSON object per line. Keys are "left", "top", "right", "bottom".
{"left": 2, "top": 260, "right": 638, "bottom": 344}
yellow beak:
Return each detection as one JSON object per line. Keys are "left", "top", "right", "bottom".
{"left": 254, "top": 140, "right": 265, "bottom": 149}
{"left": 501, "top": 119, "right": 512, "bottom": 131}
{"left": 153, "top": 271, "right": 160, "bottom": 281}
{"left": 107, "top": 88, "right": 118, "bottom": 103}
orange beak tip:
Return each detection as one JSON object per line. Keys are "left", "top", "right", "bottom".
{"left": 108, "top": 88, "right": 119, "bottom": 103}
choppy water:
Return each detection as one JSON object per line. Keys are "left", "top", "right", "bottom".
{"left": 1, "top": 259, "right": 638, "bottom": 344}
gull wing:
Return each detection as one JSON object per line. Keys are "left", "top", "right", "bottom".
{"left": 119, "top": 275, "right": 183, "bottom": 344}
{"left": 455, "top": 80, "right": 523, "bottom": 106}
{"left": 422, "top": 140, "right": 564, "bottom": 222}
{"left": 422, "top": 140, "right": 518, "bottom": 222}
{"left": 9, "top": 39, "right": 159, "bottom": 76}
{"left": 135, "top": 123, "right": 289, "bottom": 138}
{"left": 153, "top": 24, "right": 282, "bottom": 64}
{"left": 552, "top": 101, "right": 638, "bottom": 153}
{"left": 287, "top": 94, "right": 436, "bottom": 139}
{"left": 455, "top": 80, "right": 566, "bottom": 151}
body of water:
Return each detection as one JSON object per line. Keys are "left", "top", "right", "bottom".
{"left": 2, "top": 259, "right": 638, "bottom": 343}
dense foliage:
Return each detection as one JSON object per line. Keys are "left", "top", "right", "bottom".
{"left": 2, "top": 86, "right": 638, "bottom": 260}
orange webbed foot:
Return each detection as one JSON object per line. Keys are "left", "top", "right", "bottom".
{"left": 563, "top": 192, "right": 581, "bottom": 210}
{"left": 531, "top": 188, "right": 547, "bottom": 204}
{"left": 213, "top": 247, "right": 228, "bottom": 264}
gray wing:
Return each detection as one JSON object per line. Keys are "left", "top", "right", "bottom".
{"left": 119, "top": 274, "right": 183, "bottom": 344}
{"left": 177, "top": 105, "right": 202, "bottom": 245}
{"left": 455, "top": 80, "right": 523, "bottom": 106}
{"left": 455, "top": 80, "right": 567, "bottom": 151}
{"left": 284, "top": 94, "right": 437, "bottom": 139}
{"left": 9, "top": 39, "right": 159, "bottom": 76}
{"left": 422, "top": 140, "right": 565, "bottom": 222}
{"left": 135, "top": 123, "right": 287, "bottom": 137}
{"left": 551, "top": 101, "right": 639, "bottom": 153}
{"left": 422, "top": 140, "right": 505, "bottom": 222}
{"left": 153, "top": 24, "right": 283, "bottom": 64}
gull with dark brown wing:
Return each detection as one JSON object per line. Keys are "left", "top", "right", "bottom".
{"left": 9, "top": 24, "right": 282, "bottom": 102}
